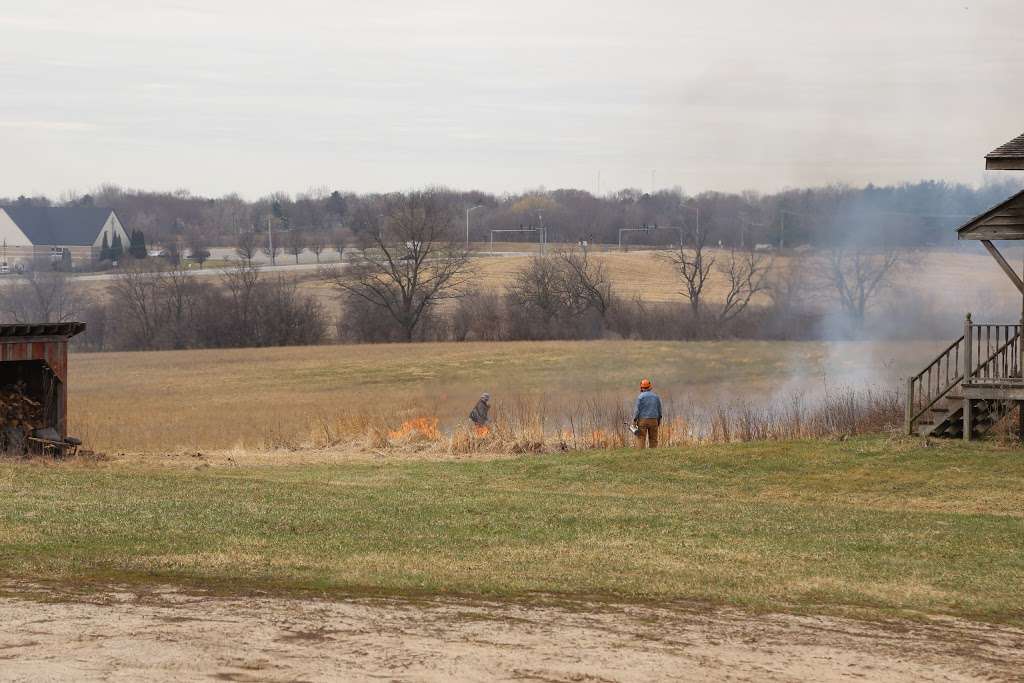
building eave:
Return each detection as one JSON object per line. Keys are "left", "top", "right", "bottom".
{"left": 986, "top": 157, "right": 1024, "bottom": 171}
{"left": 957, "top": 188, "right": 1024, "bottom": 240}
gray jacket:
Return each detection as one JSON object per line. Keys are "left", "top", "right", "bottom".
{"left": 469, "top": 399, "right": 490, "bottom": 425}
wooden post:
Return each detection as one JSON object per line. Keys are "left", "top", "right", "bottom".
{"left": 905, "top": 376, "right": 914, "bottom": 436}
{"left": 964, "top": 313, "right": 973, "bottom": 442}
{"left": 981, "top": 240, "right": 1024, "bottom": 295}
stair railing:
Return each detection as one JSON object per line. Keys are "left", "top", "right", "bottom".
{"left": 965, "top": 321, "right": 1022, "bottom": 383}
{"left": 906, "top": 314, "right": 1023, "bottom": 434}
{"left": 905, "top": 334, "right": 964, "bottom": 434}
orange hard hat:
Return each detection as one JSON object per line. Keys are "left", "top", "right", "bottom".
{"left": 640, "top": 378, "right": 652, "bottom": 390}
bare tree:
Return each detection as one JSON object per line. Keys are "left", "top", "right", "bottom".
{"left": 285, "top": 228, "right": 306, "bottom": 264}
{"left": 220, "top": 262, "right": 261, "bottom": 344}
{"left": 766, "top": 253, "right": 810, "bottom": 316}
{"left": 815, "top": 245, "right": 905, "bottom": 329}
{"left": 108, "top": 265, "right": 163, "bottom": 349}
{"left": 717, "top": 249, "right": 771, "bottom": 323}
{"left": 663, "top": 222, "right": 714, "bottom": 320}
{"left": 323, "top": 191, "right": 472, "bottom": 342}
{"left": 506, "top": 254, "right": 567, "bottom": 322}
{"left": 508, "top": 249, "right": 614, "bottom": 321}
{"left": 156, "top": 266, "right": 201, "bottom": 348}
{"left": 258, "top": 274, "right": 327, "bottom": 345}
{"left": 330, "top": 226, "right": 349, "bottom": 262}
{"left": 236, "top": 230, "right": 258, "bottom": 264}
{"left": 0, "top": 271, "right": 87, "bottom": 323}
{"left": 307, "top": 229, "right": 327, "bottom": 263}
{"left": 556, "top": 247, "right": 614, "bottom": 318}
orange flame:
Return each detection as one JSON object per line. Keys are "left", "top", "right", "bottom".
{"left": 474, "top": 425, "right": 490, "bottom": 437}
{"left": 388, "top": 417, "right": 441, "bottom": 441}
{"left": 560, "top": 429, "right": 615, "bottom": 448}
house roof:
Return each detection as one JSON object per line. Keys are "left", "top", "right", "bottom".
{"left": 956, "top": 188, "right": 1024, "bottom": 240}
{"left": 986, "top": 132, "right": 1024, "bottom": 170}
{"left": 0, "top": 206, "right": 114, "bottom": 247}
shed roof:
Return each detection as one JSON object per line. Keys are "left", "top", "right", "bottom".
{"left": 986, "top": 132, "right": 1024, "bottom": 170}
{"left": 0, "top": 322, "right": 86, "bottom": 339}
{"left": 0, "top": 206, "right": 113, "bottom": 246}
{"left": 957, "top": 188, "right": 1024, "bottom": 240}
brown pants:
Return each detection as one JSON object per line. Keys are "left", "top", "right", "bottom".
{"left": 635, "top": 418, "right": 659, "bottom": 448}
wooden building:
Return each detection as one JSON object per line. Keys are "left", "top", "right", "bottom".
{"left": 906, "top": 131, "right": 1024, "bottom": 439}
{"left": 986, "top": 132, "right": 1024, "bottom": 170}
{"left": 0, "top": 322, "right": 85, "bottom": 440}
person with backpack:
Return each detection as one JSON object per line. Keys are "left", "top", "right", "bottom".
{"left": 469, "top": 393, "right": 491, "bottom": 428}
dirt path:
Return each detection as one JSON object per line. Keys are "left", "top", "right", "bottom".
{"left": 1, "top": 588, "right": 1021, "bottom": 682}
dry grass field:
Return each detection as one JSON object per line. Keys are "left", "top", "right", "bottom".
{"left": 314, "top": 246, "right": 1016, "bottom": 310}
{"left": 69, "top": 339, "right": 935, "bottom": 454}
{"left": 467, "top": 247, "right": 1019, "bottom": 311}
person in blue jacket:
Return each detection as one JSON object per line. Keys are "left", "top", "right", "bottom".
{"left": 632, "top": 378, "right": 662, "bottom": 448}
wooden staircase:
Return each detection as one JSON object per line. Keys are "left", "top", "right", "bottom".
{"left": 906, "top": 317, "right": 1022, "bottom": 439}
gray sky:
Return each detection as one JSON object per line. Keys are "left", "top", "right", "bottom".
{"left": 1, "top": 0, "right": 1022, "bottom": 198}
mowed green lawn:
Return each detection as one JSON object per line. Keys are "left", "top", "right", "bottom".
{"left": 2, "top": 437, "right": 1022, "bottom": 624}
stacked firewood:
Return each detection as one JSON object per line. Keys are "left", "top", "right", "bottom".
{"left": 0, "top": 383, "right": 44, "bottom": 454}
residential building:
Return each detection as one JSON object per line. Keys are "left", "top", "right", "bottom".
{"left": 0, "top": 206, "right": 130, "bottom": 271}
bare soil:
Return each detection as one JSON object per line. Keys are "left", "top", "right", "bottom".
{"left": 1, "top": 586, "right": 1021, "bottom": 682}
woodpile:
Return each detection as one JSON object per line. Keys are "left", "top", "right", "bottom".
{"left": 0, "top": 383, "right": 44, "bottom": 455}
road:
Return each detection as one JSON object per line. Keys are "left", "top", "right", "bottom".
{"left": 0, "top": 249, "right": 536, "bottom": 283}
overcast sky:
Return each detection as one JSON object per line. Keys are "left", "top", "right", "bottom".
{"left": 1, "top": 0, "right": 1021, "bottom": 198}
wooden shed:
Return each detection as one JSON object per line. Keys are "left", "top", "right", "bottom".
{"left": 0, "top": 322, "right": 85, "bottom": 441}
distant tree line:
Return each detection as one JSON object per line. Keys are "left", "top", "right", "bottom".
{"left": 4, "top": 178, "right": 1021, "bottom": 256}
{"left": 0, "top": 184, "right": 1014, "bottom": 351}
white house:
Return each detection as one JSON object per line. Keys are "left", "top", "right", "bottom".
{"left": 0, "top": 206, "right": 130, "bottom": 270}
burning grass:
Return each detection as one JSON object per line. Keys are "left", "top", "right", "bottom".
{"left": 307, "top": 385, "right": 902, "bottom": 457}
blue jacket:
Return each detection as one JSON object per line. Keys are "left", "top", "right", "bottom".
{"left": 633, "top": 391, "right": 662, "bottom": 422}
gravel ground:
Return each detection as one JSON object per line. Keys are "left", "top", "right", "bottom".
{"left": 1, "top": 587, "right": 1022, "bottom": 682}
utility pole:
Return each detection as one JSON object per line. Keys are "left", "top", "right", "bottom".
{"left": 538, "top": 212, "right": 545, "bottom": 255}
{"left": 681, "top": 204, "right": 700, "bottom": 241}
{"left": 267, "top": 215, "right": 275, "bottom": 266}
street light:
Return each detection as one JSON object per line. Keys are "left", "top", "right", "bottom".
{"left": 466, "top": 205, "right": 483, "bottom": 251}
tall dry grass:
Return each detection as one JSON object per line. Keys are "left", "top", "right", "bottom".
{"left": 308, "top": 385, "right": 902, "bottom": 456}
{"left": 68, "top": 340, "right": 928, "bottom": 454}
